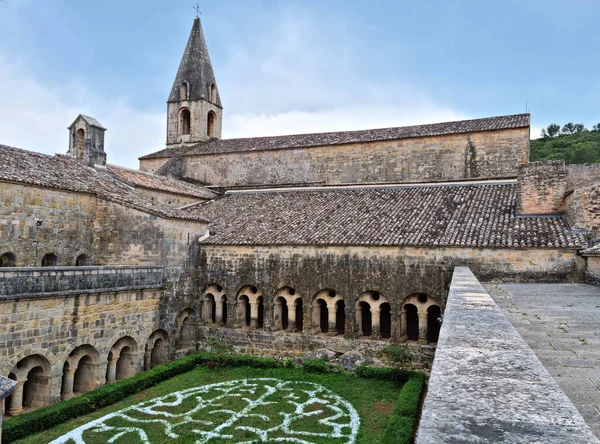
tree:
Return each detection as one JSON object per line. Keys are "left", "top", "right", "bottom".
{"left": 561, "top": 122, "right": 587, "bottom": 134}
{"left": 592, "top": 123, "right": 600, "bottom": 132}
{"left": 541, "top": 123, "right": 561, "bottom": 139}
{"left": 568, "top": 142, "right": 598, "bottom": 164}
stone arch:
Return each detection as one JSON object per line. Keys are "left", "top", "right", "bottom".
{"left": 355, "top": 291, "right": 390, "bottom": 339}
{"left": 0, "top": 251, "right": 16, "bottom": 267}
{"left": 106, "top": 336, "right": 138, "bottom": 383}
{"left": 312, "top": 289, "right": 343, "bottom": 335}
{"left": 402, "top": 293, "right": 441, "bottom": 343}
{"left": 6, "top": 354, "right": 52, "bottom": 415}
{"left": 380, "top": 302, "right": 392, "bottom": 339}
{"left": 180, "top": 81, "right": 189, "bottom": 100}
{"left": 61, "top": 344, "right": 100, "bottom": 400}
{"left": 145, "top": 329, "right": 169, "bottom": 369}
{"left": 75, "top": 253, "right": 91, "bottom": 266}
{"left": 176, "top": 308, "right": 196, "bottom": 348}
{"left": 179, "top": 108, "right": 191, "bottom": 135}
{"left": 76, "top": 128, "right": 85, "bottom": 160}
{"left": 203, "top": 284, "right": 226, "bottom": 325}
{"left": 207, "top": 110, "right": 216, "bottom": 137}
{"left": 41, "top": 252, "right": 58, "bottom": 267}
{"left": 273, "top": 287, "right": 303, "bottom": 332}
{"left": 236, "top": 285, "right": 263, "bottom": 329}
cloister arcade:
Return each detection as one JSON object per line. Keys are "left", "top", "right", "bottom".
{"left": 4, "top": 328, "right": 171, "bottom": 417}
{"left": 198, "top": 284, "right": 442, "bottom": 343}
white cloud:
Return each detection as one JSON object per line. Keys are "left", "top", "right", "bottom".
{"left": 0, "top": 7, "right": 467, "bottom": 169}
{"left": 0, "top": 55, "right": 164, "bottom": 169}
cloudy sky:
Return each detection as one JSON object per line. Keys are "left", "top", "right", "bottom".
{"left": 0, "top": 0, "right": 599, "bottom": 168}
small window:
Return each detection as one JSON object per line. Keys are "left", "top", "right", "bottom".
{"left": 210, "top": 83, "right": 217, "bottom": 102}
{"left": 180, "top": 82, "right": 189, "bottom": 101}
{"left": 76, "top": 128, "right": 85, "bottom": 160}
{"left": 0, "top": 252, "right": 16, "bottom": 267}
{"left": 207, "top": 111, "right": 216, "bottom": 137}
{"left": 41, "top": 253, "right": 58, "bottom": 267}
{"left": 75, "top": 254, "right": 90, "bottom": 266}
{"left": 180, "top": 108, "right": 191, "bottom": 135}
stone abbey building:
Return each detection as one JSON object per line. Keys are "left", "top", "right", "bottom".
{"left": 2, "top": 17, "right": 600, "bottom": 418}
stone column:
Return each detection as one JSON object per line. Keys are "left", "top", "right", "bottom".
{"left": 61, "top": 367, "right": 76, "bottom": 400}
{"left": 418, "top": 311, "right": 428, "bottom": 344}
{"left": 215, "top": 301, "right": 223, "bottom": 324}
{"left": 7, "top": 380, "right": 26, "bottom": 416}
{"left": 288, "top": 302, "right": 297, "bottom": 332}
{"left": 106, "top": 358, "right": 117, "bottom": 383}
{"left": 250, "top": 302, "right": 259, "bottom": 329}
{"left": 371, "top": 307, "right": 381, "bottom": 340}
{"left": 327, "top": 304, "right": 337, "bottom": 335}
{"left": 355, "top": 304, "right": 363, "bottom": 338}
{"left": 344, "top": 307, "right": 352, "bottom": 339}
{"left": 274, "top": 301, "right": 283, "bottom": 331}
{"left": 399, "top": 309, "right": 407, "bottom": 341}
{"left": 391, "top": 310, "right": 402, "bottom": 342}
{"left": 144, "top": 350, "right": 152, "bottom": 370}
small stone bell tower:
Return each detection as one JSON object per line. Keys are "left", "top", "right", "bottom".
{"left": 166, "top": 18, "right": 222, "bottom": 147}
{"left": 67, "top": 114, "right": 107, "bottom": 166}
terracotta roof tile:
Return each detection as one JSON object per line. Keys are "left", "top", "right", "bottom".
{"left": 140, "top": 114, "right": 530, "bottom": 159}
{"left": 184, "top": 182, "right": 585, "bottom": 248}
{"left": 0, "top": 144, "right": 208, "bottom": 222}
{"left": 106, "top": 164, "right": 217, "bottom": 199}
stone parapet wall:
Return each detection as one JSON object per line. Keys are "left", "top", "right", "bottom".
{"left": 567, "top": 163, "right": 600, "bottom": 191}
{"left": 417, "top": 267, "right": 599, "bottom": 443}
{"left": 179, "top": 128, "right": 529, "bottom": 187}
{"left": 0, "top": 266, "right": 164, "bottom": 300}
{"left": 518, "top": 161, "right": 567, "bottom": 214}
{"left": 565, "top": 183, "right": 600, "bottom": 238}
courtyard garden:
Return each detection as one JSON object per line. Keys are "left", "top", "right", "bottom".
{"left": 4, "top": 353, "right": 424, "bottom": 444}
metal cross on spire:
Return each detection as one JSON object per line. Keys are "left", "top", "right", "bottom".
{"left": 193, "top": 3, "right": 202, "bottom": 18}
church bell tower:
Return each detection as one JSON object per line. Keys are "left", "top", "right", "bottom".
{"left": 166, "top": 18, "right": 222, "bottom": 147}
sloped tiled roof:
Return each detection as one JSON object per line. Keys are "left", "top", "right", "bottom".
{"left": 140, "top": 114, "right": 530, "bottom": 160}
{"left": 0, "top": 144, "right": 208, "bottom": 222}
{"left": 106, "top": 164, "right": 217, "bottom": 200}
{"left": 183, "top": 181, "right": 585, "bottom": 248}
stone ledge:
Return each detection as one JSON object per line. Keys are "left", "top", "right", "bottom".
{"left": 416, "top": 266, "right": 599, "bottom": 443}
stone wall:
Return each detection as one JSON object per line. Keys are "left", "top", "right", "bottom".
{"left": 139, "top": 157, "right": 172, "bottom": 174}
{"left": 0, "top": 181, "right": 207, "bottom": 267}
{"left": 567, "top": 163, "right": 600, "bottom": 191}
{"left": 565, "top": 183, "right": 600, "bottom": 238}
{"left": 518, "top": 161, "right": 567, "bottom": 214}
{"left": 134, "top": 187, "right": 203, "bottom": 208}
{"left": 174, "top": 127, "right": 529, "bottom": 187}
{"left": 417, "top": 267, "right": 598, "bottom": 443}
{"left": 0, "top": 266, "right": 164, "bottom": 299}
{"left": 166, "top": 99, "right": 222, "bottom": 146}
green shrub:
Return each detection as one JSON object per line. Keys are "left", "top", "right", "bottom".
{"left": 302, "top": 359, "right": 328, "bottom": 373}
{"left": 381, "top": 344, "right": 413, "bottom": 367}
{"left": 382, "top": 373, "right": 426, "bottom": 444}
{"left": 353, "top": 365, "right": 413, "bottom": 382}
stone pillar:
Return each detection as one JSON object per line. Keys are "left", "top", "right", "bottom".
{"left": 344, "top": 307, "right": 352, "bottom": 339}
{"left": 215, "top": 301, "right": 223, "bottom": 324}
{"left": 7, "top": 380, "right": 25, "bottom": 416}
{"left": 391, "top": 310, "right": 402, "bottom": 342}
{"left": 327, "top": 305, "right": 337, "bottom": 335}
{"left": 250, "top": 302, "right": 259, "bottom": 329}
{"left": 372, "top": 307, "right": 381, "bottom": 340}
{"left": 418, "top": 311, "right": 428, "bottom": 344}
{"left": 61, "top": 367, "right": 76, "bottom": 400}
{"left": 144, "top": 350, "right": 152, "bottom": 371}
{"left": 274, "top": 301, "right": 283, "bottom": 331}
{"left": 399, "top": 309, "right": 407, "bottom": 341}
{"left": 288, "top": 302, "right": 297, "bottom": 332}
{"left": 106, "top": 358, "right": 117, "bottom": 383}
{"left": 355, "top": 304, "right": 363, "bottom": 338}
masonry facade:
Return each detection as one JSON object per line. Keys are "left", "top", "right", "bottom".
{"left": 2, "top": 16, "right": 600, "bottom": 419}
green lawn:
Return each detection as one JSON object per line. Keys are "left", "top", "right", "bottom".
{"left": 13, "top": 366, "right": 404, "bottom": 444}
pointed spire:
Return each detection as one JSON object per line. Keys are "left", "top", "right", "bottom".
{"left": 168, "top": 18, "right": 221, "bottom": 107}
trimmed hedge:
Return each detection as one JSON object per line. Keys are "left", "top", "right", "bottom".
{"left": 382, "top": 372, "right": 426, "bottom": 444}
{"left": 3, "top": 354, "right": 426, "bottom": 444}
{"left": 3, "top": 353, "right": 284, "bottom": 443}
